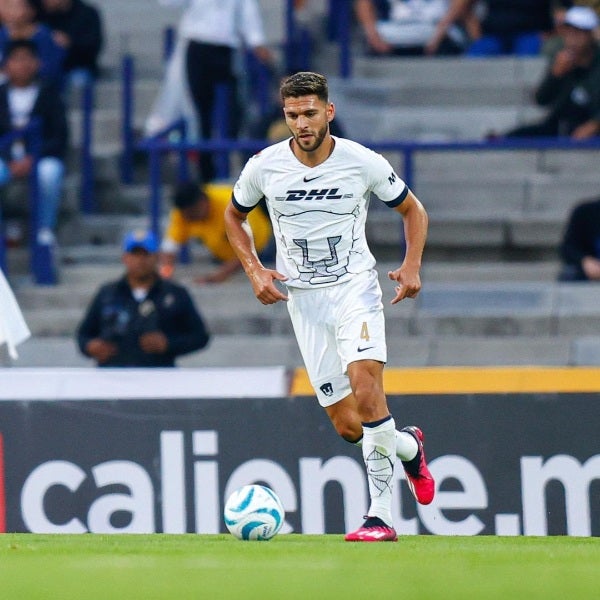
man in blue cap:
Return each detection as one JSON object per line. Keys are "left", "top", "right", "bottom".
{"left": 76, "top": 229, "right": 210, "bottom": 367}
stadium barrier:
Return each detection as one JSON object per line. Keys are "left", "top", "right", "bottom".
{"left": 0, "top": 367, "right": 598, "bottom": 536}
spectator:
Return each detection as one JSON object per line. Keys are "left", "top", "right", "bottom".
{"left": 0, "top": 0, "right": 65, "bottom": 86}
{"left": 159, "top": 181, "right": 272, "bottom": 284}
{"left": 38, "top": 0, "right": 104, "bottom": 88}
{"left": 77, "top": 229, "right": 211, "bottom": 367}
{"left": 0, "top": 39, "right": 67, "bottom": 247}
{"left": 505, "top": 6, "right": 600, "bottom": 139}
{"left": 555, "top": 1, "right": 600, "bottom": 23}
{"left": 428, "top": 0, "right": 572, "bottom": 56}
{"left": 158, "top": 0, "right": 274, "bottom": 182}
{"left": 355, "top": 0, "right": 476, "bottom": 56}
{"left": 558, "top": 197, "right": 600, "bottom": 281}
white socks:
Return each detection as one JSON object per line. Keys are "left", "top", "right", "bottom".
{"left": 395, "top": 430, "right": 418, "bottom": 462}
{"left": 354, "top": 429, "right": 418, "bottom": 461}
{"left": 362, "top": 417, "right": 396, "bottom": 526}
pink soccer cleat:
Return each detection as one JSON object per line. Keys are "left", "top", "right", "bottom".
{"left": 400, "top": 426, "right": 435, "bottom": 505}
{"left": 345, "top": 517, "right": 398, "bottom": 542}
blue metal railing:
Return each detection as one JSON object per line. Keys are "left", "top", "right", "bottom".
{"left": 80, "top": 81, "right": 96, "bottom": 214}
{"left": 120, "top": 53, "right": 136, "bottom": 184}
{"left": 136, "top": 134, "right": 600, "bottom": 244}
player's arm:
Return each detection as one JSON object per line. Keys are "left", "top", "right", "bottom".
{"left": 224, "top": 201, "right": 288, "bottom": 304}
{"left": 426, "top": 0, "right": 475, "bottom": 55}
{"left": 354, "top": 0, "right": 393, "bottom": 54}
{"left": 388, "top": 189, "right": 428, "bottom": 305}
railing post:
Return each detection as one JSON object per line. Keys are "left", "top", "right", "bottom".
{"left": 120, "top": 53, "right": 135, "bottom": 184}
{"left": 247, "top": 52, "right": 272, "bottom": 118}
{"left": 175, "top": 131, "right": 191, "bottom": 265}
{"left": 177, "top": 120, "right": 190, "bottom": 183}
{"left": 27, "top": 121, "right": 56, "bottom": 285}
{"left": 213, "top": 84, "right": 230, "bottom": 180}
{"left": 80, "top": 81, "right": 95, "bottom": 214}
{"left": 403, "top": 145, "right": 414, "bottom": 191}
{"left": 163, "top": 26, "right": 175, "bottom": 62}
{"left": 285, "top": 0, "right": 296, "bottom": 74}
{"left": 148, "top": 143, "right": 162, "bottom": 242}
{"left": 336, "top": 0, "right": 352, "bottom": 78}
{"left": 0, "top": 215, "right": 6, "bottom": 276}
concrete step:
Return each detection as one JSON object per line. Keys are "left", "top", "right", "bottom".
{"left": 421, "top": 261, "right": 560, "bottom": 282}
{"left": 352, "top": 56, "right": 546, "bottom": 85}
{"left": 329, "top": 76, "right": 533, "bottom": 107}
{"left": 368, "top": 208, "right": 567, "bottom": 252}
{"left": 334, "top": 103, "right": 545, "bottom": 141}
{"left": 58, "top": 215, "right": 150, "bottom": 247}
{"left": 408, "top": 148, "right": 600, "bottom": 178}
{"left": 16, "top": 275, "right": 600, "bottom": 339}
{"left": 7, "top": 333, "right": 600, "bottom": 369}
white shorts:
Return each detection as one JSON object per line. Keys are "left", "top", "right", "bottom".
{"left": 287, "top": 270, "right": 387, "bottom": 407}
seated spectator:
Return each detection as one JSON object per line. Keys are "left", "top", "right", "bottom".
{"left": 38, "top": 0, "right": 104, "bottom": 88}
{"left": 77, "top": 229, "right": 211, "bottom": 367}
{"left": 429, "top": 0, "right": 571, "bottom": 57}
{"left": 355, "top": 0, "right": 475, "bottom": 56}
{"left": 505, "top": 6, "right": 600, "bottom": 139}
{"left": 558, "top": 197, "right": 600, "bottom": 281}
{"left": 555, "top": 1, "right": 600, "bottom": 23}
{"left": 159, "top": 181, "right": 273, "bottom": 284}
{"left": 0, "top": 39, "right": 68, "bottom": 247}
{"left": 547, "top": 1, "right": 600, "bottom": 54}
{"left": 0, "top": 0, "right": 65, "bottom": 86}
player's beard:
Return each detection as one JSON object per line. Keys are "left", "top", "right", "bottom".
{"left": 294, "top": 122, "right": 329, "bottom": 153}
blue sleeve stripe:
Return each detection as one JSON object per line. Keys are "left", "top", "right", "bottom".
{"left": 231, "top": 193, "right": 254, "bottom": 213}
{"left": 385, "top": 186, "right": 409, "bottom": 208}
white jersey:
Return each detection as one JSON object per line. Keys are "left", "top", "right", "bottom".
{"left": 233, "top": 136, "right": 407, "bottom": 289}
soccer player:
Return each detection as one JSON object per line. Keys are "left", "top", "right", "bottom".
{"left": 224, "top": 71, "right": 434, "bottom": 542}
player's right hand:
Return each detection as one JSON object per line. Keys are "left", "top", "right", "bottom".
{"left": 86, "top": 339, "right": 118, "bottom": 363}
{"left": 248, "top": 267, "right": 288, "bottom": 305}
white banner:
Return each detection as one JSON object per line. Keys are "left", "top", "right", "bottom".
{"left": 0, "top": 367, "right": 289, "bottom": 400}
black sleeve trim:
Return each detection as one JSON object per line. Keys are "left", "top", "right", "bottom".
{"left": 385, "top": 186, "right": 409, "bottom": 208}
{"left": 232, "top": 193, "right": 256, "bottom": 213}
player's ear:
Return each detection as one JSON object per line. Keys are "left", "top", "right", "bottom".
{"left": 327, "top": 102, "right": 335, "bottom": 123}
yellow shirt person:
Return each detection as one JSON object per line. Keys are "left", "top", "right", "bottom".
{"left": 160, "top": 182, "right": 272, "bottom": 283}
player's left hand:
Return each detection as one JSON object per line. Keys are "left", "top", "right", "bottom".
{"left": 388, "top": 266, "right": 422, "bottom": 305}
{"left": 249, "top": 267, "right": 288, "bottom": 305}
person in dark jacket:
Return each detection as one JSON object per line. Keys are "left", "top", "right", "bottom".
{"left": 558, "top": 197, "right": 600, "bottom": 281}
{"left": 506, "top": 6, "right": 600, "bottom": 139}
{"left": 39, "top": 0, "right": 104, "bottom": 86}
{"left": 0, "top": 39, "right": 68, "bottom": 245}
{"left": 77, "top": 229, "right": 211, "bottom": 367}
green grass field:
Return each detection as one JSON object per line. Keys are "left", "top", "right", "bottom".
{"left": 1, "top": 534, "right": 599, "bottom": 599}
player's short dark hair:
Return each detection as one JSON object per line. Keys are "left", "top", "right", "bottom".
{"left": 3, "top": 39, "right": 39, "bottom": 61}
{"left": 172, "top": 181, "right": 207, "bottom": 209}
{"left": 280, "top": 71, "right": 329, "bottom": 103}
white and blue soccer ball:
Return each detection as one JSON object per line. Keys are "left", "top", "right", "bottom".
{"left": 224, "top": 484, "right": 285, "bottom": 541}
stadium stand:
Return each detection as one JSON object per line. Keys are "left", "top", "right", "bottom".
{"left": 5, "top": 0, "right": 600, "bottom": 369}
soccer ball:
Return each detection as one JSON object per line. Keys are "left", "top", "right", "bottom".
{"left": 223, "top": 484, "right": 285, "bottom": 541}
